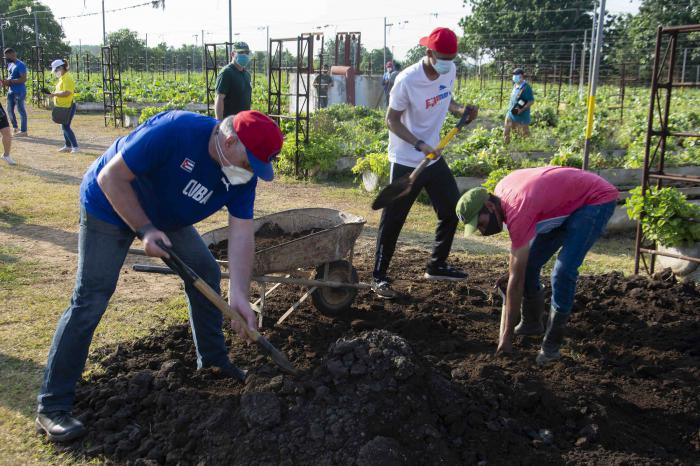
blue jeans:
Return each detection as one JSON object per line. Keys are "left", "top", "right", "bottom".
{"left": 7, "top": 91, "right": 27, "bottom": 132}
{"left": 37, "top": 209, "right": 232, "bottom": 413}
{"left": 523, "top": 201, "right": 616, "bottom": 315}
{"left": 61, "top": 103, "right": 78, "bottom": 147}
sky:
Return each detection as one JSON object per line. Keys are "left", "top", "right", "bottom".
{"left": 43, "top": 0, "right": 642, "bottom": 60}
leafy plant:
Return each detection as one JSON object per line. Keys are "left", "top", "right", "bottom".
{"left": 482, "top": 167, "right": 512, "bottom": 192}
{"left": 123, "top": 106, "right": 139, "bottom": 117}
{"left": 549, "top": 146, "right": 583, "bottom": 168}
{"left": 625, "top": 186, "right": 700, "bottom": 247}
{"left": 352, "top": 152, "right": 390, "bottom": 183}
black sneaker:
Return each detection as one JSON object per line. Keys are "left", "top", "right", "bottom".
{"left": 424, "top": 263, "right": 468, "bottom": 281}
{"left": 372, "top": 277, "right": 398, "bottom": 299}
{"left": 35, "top": 411, "right": 86, "bottom": 443}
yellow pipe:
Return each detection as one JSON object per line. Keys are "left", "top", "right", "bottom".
{"left": 584, "top": 95, "right": 596, "bottom": 139}
{"left": 427, "top": 127, "right": 460, "bottom": 160}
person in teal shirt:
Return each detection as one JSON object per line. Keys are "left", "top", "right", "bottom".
{"left": 504, "top": 68, "right": 534, "bottom": 144}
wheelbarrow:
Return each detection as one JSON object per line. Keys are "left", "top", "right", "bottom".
{"left": 130, "top": 208, "right": 371, "bottom": 326}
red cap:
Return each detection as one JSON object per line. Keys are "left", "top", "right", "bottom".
{"left": 233, "top": 110, "right": 284, "bottom": 181}
{"left": 419, "top": 27, "right": 458, "bottom": 55}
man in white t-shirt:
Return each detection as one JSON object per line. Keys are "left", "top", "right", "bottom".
{"left": 372, "top": 27, "right": 477, "bottom": 299}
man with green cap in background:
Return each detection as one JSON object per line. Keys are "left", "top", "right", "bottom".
{"left": 215, "top": 42, "right": 252, "bottom": 120}
{"left": 456, "top": 166, "right": 618, "bottom": 364}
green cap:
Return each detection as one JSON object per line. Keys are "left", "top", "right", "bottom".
{"left": 233, "top": 41, "right": 250, "bottom": 52}
{"left": 456, "top": 187, "right": 489, "bottom": 236}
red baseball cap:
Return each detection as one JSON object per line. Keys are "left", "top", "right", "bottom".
{"left": 419, "top": 27, "right": 458, "bottom": 55}
{"left": 233, "top": 110, "right": 284, "bottom": 181}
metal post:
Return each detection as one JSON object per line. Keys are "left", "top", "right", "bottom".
{"left": 583, "top": 0, "right": 606, "bottom": 170}
{"left": 201, "top": 30, "right": 205, "bottom": 72}
{"left": 101, "top": 0, "right": 106, "bottom": 46}
{"left": 33, "top": 12, "right": 39, "bottom": 46}
{"left": 579, "top": 30, "right": 587, "bottom": 98}
{"left": 696, "top": 64, "right": 699, "bottom": 83}
{"left": 569, "top": 43, "right": 575, "bottom": 88}
{"left": 383, "top": 17, "right": 387, "bottom": 70}
{"left": 499, "top": 64, "right": 505, "bottom": 109}
{"left": 145, "top": 33, "right": 148, "bottom": 76}
{"left": 619, "top": 62, "right": 626, "bottom": 122}
{"left": 588, "top": 0, "right": 597, "bottom": 89}
{"left": 0, "top": 16, "right": 5, "bottom": 53}
{"left": 228, "top": 0, "right": 233, "bottom": 56}
{"left": 557, "top": 64, "right": 563, "bottom": 115}
{"left": 681, "top": 48, "right": 687, "bottom": 83}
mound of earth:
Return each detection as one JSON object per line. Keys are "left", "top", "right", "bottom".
{"left": 59, "top": 248, "right": 699, "bottom": 465}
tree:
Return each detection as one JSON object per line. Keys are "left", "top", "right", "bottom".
{"left": 403, "top": 45, "right": 426, "bottom": 66}
{"left": 0, "top": 0, "right": 70, "bottom": 64}
{"left": 612, "top": 0, "right": 700, "bottom": 69}
{"left": 460, "top": 0, "right": 594, "bottom": 65}
{"left": 106, "top": 28, "right": 145, "bottom": 63}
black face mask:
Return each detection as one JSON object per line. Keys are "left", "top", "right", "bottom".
{"left": 480, "top": 207, "right": 502, "bottom": 236}
{"left": 5, "top": 57, "right": 14, "bottom": 63}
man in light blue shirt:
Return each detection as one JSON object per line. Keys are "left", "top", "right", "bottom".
{"left": 2, "top": 48, "right": 28, "bottom": 135}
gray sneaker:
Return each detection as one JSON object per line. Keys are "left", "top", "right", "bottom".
{"left": 2, "top": 154, "right": 16, "bottom": 165}
{"left": 372, "top": 278, "right": 398, "bottom": 299}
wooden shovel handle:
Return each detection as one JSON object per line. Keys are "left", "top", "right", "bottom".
{"left": 191, "top": 278, "right": 262, "bottom": 342}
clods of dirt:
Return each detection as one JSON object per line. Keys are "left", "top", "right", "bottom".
{"left": 208, "top": 222, "right": 325, "bottom": 258}
{"left": 59, "top": 247, "right": 700, "bottom": 465}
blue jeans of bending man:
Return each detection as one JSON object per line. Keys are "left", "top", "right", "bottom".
{"left": 523, "top": 201, "right": 616, "bottom": 315}
{"left": 7, "top": 91, "right": 27, "bottom": 132}
{"left": 37, "top": 209, "right": 233, "bottom": 413}
{"left": 61, "top": 103, "right": 78, "bottom": 147}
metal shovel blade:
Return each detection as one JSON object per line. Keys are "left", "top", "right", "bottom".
{"left": 371, "top": 174, "right": 412, "bottom": 210}
{"left": 256, "top": 337, "right": 299, "bottom": 376}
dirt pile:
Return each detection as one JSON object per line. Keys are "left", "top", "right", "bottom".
{"left": 208, "top": 223, "right": 325, "bottom": 258}
{"left": 61, "top": 248, "right": 700, "bottom": 465}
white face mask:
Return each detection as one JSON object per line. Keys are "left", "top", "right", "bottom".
{"left": 432, "top": 58, "right": 453, "bottom": 75}
{"left": 216, "top": 130, "right": 254, "bottom": 186}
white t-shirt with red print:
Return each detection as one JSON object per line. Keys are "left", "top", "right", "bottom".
{"left": 388, "top": 60, "right": 456, "bottom": 168}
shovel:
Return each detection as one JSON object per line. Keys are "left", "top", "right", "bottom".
{"left": 156, "top": 240, "right": 298, "bottom": 376}
{"left": 371, "top": 105, "right": 478, "bottom": 210}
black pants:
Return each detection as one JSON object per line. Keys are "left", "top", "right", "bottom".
{"left": 373, "top": 157, "right": 460, "bottom": 279}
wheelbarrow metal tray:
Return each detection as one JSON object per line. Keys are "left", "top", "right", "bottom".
{"left": 201, "top": 208, "right": 366, "bottom": 275}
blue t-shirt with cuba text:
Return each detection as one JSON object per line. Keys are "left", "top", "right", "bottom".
{"left": 7, "top": 59, "right": 27, "bottom": 94}
{"left": 80, "top": 110, "right": 257, "bottom": 231}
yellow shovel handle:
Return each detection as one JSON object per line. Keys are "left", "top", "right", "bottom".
{"left": 426, "top": 127, "right": 460, "bottom": 160}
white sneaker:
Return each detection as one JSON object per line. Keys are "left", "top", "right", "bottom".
{"left": 57, "top": 146, "right": 70, "bottom": 153}
{"left": 70, "top": 147, "right": 81, "bottom": 154}
{"left": 2, "top": 154, "right": 16, "bottom": 165}
{"left": 15, "top": 131, "right": 28, "bottom": 137}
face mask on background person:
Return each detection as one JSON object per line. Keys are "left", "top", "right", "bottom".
{"left": 432, "top": 57, "right": 453, "bottom": 75}
{"left": 513, "top": 74, "right": 522, "bottom": 84}
{"left": 234, "top": 53, "right": 250, "bottom": 67}
{"left": 216, "top": 130, "right": 254, "bottom": 185}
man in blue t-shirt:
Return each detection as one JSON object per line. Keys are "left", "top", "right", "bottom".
{"left": 2, "top": 48, "right": 28, "bottom": 135}
{"left": 35, "top": 110, "right": 284, "bottom": 443}
{"left": 504, "top": 67, "right": 534, "bottom": 144}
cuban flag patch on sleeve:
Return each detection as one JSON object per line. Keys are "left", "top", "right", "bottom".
{"left": 180, "top": 158, "right": 195, "bottom": 173}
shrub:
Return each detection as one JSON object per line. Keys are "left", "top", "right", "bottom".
{"left": 625, "top": 186, "right": 700, "bottom": 247}
{"left": 352, "top": 152, "right": 389, "bottom": 184}
{"left": 482, "top": 168, "right": 512, "bottom": 192}
{"left": 531, "top": 105, "right": 558, "bottom": 128}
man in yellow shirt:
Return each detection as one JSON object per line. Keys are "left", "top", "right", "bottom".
{"left": 48, "top": 59, "right": 79, "bottom": 153}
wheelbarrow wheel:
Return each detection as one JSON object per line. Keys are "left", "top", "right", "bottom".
{"left": 311, "top": 260, "right": 359, "bottom": 317}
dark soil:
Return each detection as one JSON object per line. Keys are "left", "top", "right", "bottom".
{"left": 208, "top": 223, "right": 324, "bottom": 258}
{"left": 62, "top": 247, "right": 700, "bottom": 465}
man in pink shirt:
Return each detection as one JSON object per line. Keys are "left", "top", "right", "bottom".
{"left": 456, "top": 166, "right": 618, "bottom": 364}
